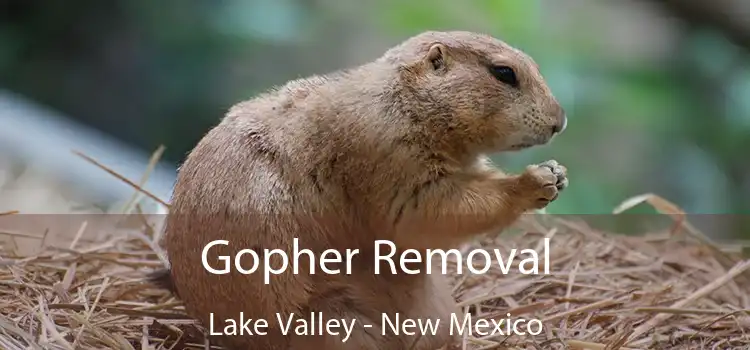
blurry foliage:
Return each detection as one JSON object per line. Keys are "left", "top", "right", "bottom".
{"left": 0, "top": 0, "right": 749, "bottom": 232}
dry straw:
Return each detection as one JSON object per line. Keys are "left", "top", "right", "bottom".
{"left": 1, "top": 149, "right": 749, "bottom": 349}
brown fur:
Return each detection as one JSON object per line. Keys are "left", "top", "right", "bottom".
{"left": 151, "top": 31, "right": 568, "bottom": 349}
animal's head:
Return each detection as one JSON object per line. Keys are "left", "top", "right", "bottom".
{"left": 381, "top": 31, "right": 567, "bottom": 155}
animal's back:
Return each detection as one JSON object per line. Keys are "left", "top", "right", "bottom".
{"left": 161, "top": 79, "right": 372, "bottom": 349}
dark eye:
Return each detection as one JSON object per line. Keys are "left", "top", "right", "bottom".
{"left": 489, "top": 65, "right": 518, "bottom": 87}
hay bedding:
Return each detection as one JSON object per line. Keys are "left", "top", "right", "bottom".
{"left": 0, "top": 155, "right": 749, "bottom": 349}
{"left": 2, "top": 210, "right": 749, "bottom": 349}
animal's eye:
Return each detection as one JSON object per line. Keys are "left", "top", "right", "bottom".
{"left": 489, "top": 65, "right": 518, "bottom": 87}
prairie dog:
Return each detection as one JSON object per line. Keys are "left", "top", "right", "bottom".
{"left": 150, "top": 30, "right": 568, "bottom": 349}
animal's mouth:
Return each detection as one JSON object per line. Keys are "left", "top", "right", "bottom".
{"left": 508, "top": 143, "right": 534, "bottom": 150}
{"left": 508, "top": 135, "right": 552, "bottom": 150}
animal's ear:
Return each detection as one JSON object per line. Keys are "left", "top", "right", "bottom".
{"left": 424, "top": 43, "right": 448, "bottom": 71}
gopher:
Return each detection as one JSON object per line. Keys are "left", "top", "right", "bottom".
{"left": 149, "top": 30, "right": 568, "bottom": 349}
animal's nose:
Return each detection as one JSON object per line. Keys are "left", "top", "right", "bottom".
{"left": 552, "top": 109, "right": 567, "bottom": 135}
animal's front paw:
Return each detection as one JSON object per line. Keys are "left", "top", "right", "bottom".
{"left": 518, "top": 159, "right": 568, "bottom": 209}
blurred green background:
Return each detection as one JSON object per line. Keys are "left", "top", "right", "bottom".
{"left": 0, "top": 1, "right": 748, "bottom": 231}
